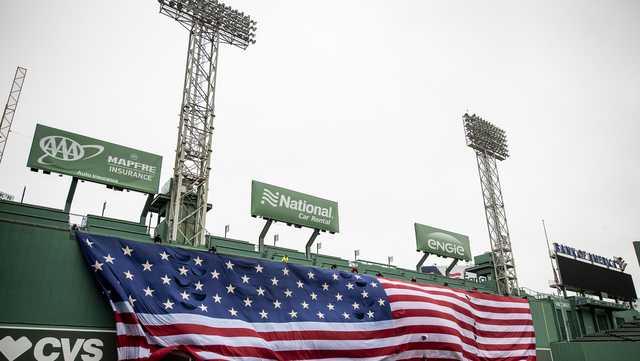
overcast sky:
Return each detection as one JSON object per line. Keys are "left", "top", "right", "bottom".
{"left": 1, "top": 0, "right": 639, "bottom": 296}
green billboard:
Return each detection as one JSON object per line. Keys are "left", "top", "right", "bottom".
{"left": 251, "top": 180, "right": 339, "bottom": 233}
{"left": 27, "top": 124, "right": 162, "bottom": 194}
{"left": 414, "top": 223, "right": 471, "bottom": 261}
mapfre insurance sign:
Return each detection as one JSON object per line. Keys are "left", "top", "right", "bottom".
{"left": 0, "top": 327, "right": 115, "bottom": 361}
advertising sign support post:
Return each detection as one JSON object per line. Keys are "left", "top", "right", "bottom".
{"left": 64, "top": 177, "right": 79, "bottom": 213}
{"left": 445, "top": 259, "right": 459, "bottom": 277}
{"left": 139, "top": 194, "right": 154, "bottom": 224}
{"left": 258, "top": 219, "right": 273, "bottom": 254}
{"left": 305, "top": 229, "right": 320, "bottom": 260}
{"left": 416, "top": 252, "right": 430, "bottom": 272}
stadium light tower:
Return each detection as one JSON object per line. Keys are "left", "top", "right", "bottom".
{"left": 157, "top": 0, "right": 257, "bottom": 245}
{"left": 0, "top": 67, "right": 27, "bottom": 166}
{"left": 463, "top": 113, "right": 519, "bottom": 296}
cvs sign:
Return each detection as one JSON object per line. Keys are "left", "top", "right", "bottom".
{"left": 0, "top": 327, "right": 115, "bottom": 361}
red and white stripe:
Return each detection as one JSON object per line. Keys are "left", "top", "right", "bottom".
{"left": 381, "top": 278, "right": 536, "bottom": 361}
{"left": 112, "top": 278, "right": 536, "bottom": 361}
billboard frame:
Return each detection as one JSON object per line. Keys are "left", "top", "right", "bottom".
{"left": 414, "top": 222, "right": 471, "bottom": 277}
{"left": 250, "top": 180, "right": 338, "bottom": 259}
{"left": 26, "top": 124, "right": 162, "bottom": 214}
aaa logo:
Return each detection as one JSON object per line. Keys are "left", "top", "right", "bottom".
{"left": 38, "top": 135, "right": 104, "bottom": 165}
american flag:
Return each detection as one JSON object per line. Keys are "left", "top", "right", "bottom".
{"left": 78, "top": 232, "right": 536, "bottom": 361}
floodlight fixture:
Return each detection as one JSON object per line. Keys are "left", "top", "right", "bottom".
{"left": 158, "top": 0, "right": 257, "bottom": 49}
{"left": 463, "top": 113, "right": 509, "bottom": 161}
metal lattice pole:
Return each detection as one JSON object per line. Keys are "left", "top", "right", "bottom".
{"left": 475, "top": 150, "right": 519, "bottom": 295}
{"left": 167, "top": 26, "right": 219, "bottom": 245}
{"left": 464, "top": 113, "right": 519, "bottom": 296}
{"left": 0, "top": 67, "right": 27, "bottom": 165}
{"left": 158, "top": 0, "right": 256, "bottom": 246}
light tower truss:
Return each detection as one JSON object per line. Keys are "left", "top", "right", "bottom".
{"left": 463, "top": 113, "right": 519, "bottom": 296}
{"left": 157, "top": 0, "right": 256, "bottom": 245}
{"left": 0, "top": 67, "right": 27, "bottom": 165}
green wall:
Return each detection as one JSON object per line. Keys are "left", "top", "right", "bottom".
{"left": 0, "top": 203, "right": 114, "bottom": 328}
{"left": 552, "top": 341, "right": 640, "bottom": 361}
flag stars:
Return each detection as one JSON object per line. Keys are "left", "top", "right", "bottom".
{"left": 289, "top": 310, "right": 298, "bottom": 319}
{"left": 142, "top": 260, "right": 153, "bottom": 271}
{"left": 212, "top": 294, "right": 222, "bottom": 303}
{"left": 124, "top": 270, "right": 134, "bottom": 280}
{"left": 225, "top": 260, "right": 234, "bottom": 270}
{"left": 370, "top": 282, "right": 378, "bottom": 288}
{"left": 228, "top": 307, "right": 238, "bottom": 317}
{"left": 241, "top": 275, "right": 251, "bottom": 284}
{"left": 159, "top": 251, "right": 170, "bottom": 261}
{"left": 354, "top": 275, "right": 362, "bottom": 280}
{"left": 321, "top": 283, "right": 330, "bottom": 291}
{"left": 301, "top": 301, "right": 309, "bottom": 310}
{"left": 259, "top": 310, "right": 268, "bottom": 319}
{"left": 296, "top": 280, "right": 304, "bottom": 288}
{"left": 91, "top": 260, "right": 104, "bottom": 272}
{"left": 335, "top": 293, "right": 343, "bottom": 301}
{"left": 103, "top": 254, "right": 115, "bottom": 264}
{"left": 346, "top": 282, "right": 354, "bottom": 290}
{"left": 128, "top": 295, "right": 137, "bottom": 305}
{"left": 243, "top": 297, "right": 253, "bottom": 307}
{"left": 194, "top": 281, "right": 204, "bottom": 291}
{"left": 122, "top": 246, "right": 133, "bottom": 256}
{"left": 198, "top": 304, "right": 208, "bottom": 312}
{"left": 332, "top": 273, "right": 339, "bottom": 281}
{"left": 180, "top": 290, "right": 190, "bottom": 300}
{"left": 211, "top": 270, "right": 220, "bottom": 279}
{"left": 282, "top": 267, "right": 290, "bottom": 276}
{"left": 193, "top": 256, "right": 203, "bottom": 266}
{"left": 161, "top": 274, "right": 172, "bottom": 285}
{"left": 271, "top": 277, "right": 279, "bottom": 286}
{"left": 361, "top": 290, "right": 369, "bottom": 298}
{"left": 352, "top": 302, "right": 360, "bottom": 310}
{"left": 316, "top": 312, "right": 325, "bottom": 319}
{"left": 310, "top": 292, "right": 318, "bottom": 301}
{"left": 256, "top": 287, "right": 266, "bottom": 296}
{"left": 367, "top": 310, "right": 375, "bottom": 319}
{"left": 255, "top": 264, "right": 264, "bottom": 273}
{"left": 178, "top": 266, "right": 189, "bottom": 276}
{"left": 342, "top": 312, "right": 350, "bottom": 319}
{"left": 377, "top": 298, "right": 386, "bottom": 306}
{"left": 307, "top": 271, "right": 315, "bottom": 280}
{"left": 163, "top": 299, "right": 174, "bottom": 310}
{"left": 226, "top": 284, "right": 236, "bottom": 294}
{"left": 85, "top": 239, "right": 94, "bottom": 248}
{"left": 273, "top": 300, "right": 282, "bottom": 309}
{"left": 284, "top": 289, "right": 293, "bottom": 298}
{"left": 143, "top": 286, "right": 155, "bottom": 297}
{"left": 327, "top": 303, "right": 335, "bottom": 311}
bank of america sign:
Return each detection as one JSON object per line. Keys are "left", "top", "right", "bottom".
{"left": 251, "top": 180, "right": 339, "bottom": 233}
